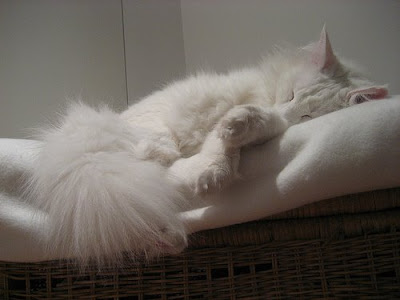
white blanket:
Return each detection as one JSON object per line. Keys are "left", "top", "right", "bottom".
{"left": 1, "top": 98, "right": 400, "bottom": 262}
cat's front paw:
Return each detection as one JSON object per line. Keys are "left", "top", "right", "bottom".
{"left": 195, "top": 162, "right": 232, "bottom": 195}
{"left": 218, "top": 106, "right": 257, "bottom": 147}
{"left": 168, "top": 153, "right": 238, "bottom": 196}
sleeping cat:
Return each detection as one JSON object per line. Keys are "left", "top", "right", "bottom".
{"left": 27, "top": 28, "right": 388, "bottom": 266}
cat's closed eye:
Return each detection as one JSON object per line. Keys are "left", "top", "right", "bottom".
{"left": 288, "top": 91, "right": 295, "bottom": 102}
{"left": 301, "top": 114, "right": 312, "bottom": 120}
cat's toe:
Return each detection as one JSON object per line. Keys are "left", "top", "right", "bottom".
{"left": 195, "top": 164, "right": 231, "bottom": 195}
{"left": 219, "top": 108, "right": 252, "bottom": 146}
{"left": 222, "top": 118, "right": 246, "bottom": 136}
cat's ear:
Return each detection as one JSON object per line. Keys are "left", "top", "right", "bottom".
{"left": 310, "top": 26, "right": 338, "bottom": 72}
{"left": 347, "top": 86, "right": 388, "bottom": 105}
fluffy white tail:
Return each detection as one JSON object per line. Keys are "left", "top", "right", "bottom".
{"left": 26, "top": 103, "right": 187, "bottom": 267}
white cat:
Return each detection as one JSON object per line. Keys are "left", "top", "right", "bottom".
{"left": 26, "top": 28, "right": 387, "bottom": 267}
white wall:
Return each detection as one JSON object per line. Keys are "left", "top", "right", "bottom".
{"left": 123, "top": 0, "right": 186, "bottom": 104}
{"left": 0, "top": 0, "right": 127, "bottom": 138}
{"left": 0, "top": 0, "right": 186, "bottom": 138}
{"left": 181, "top": 0, "right": 400, "bottom": 94}
{"left": 1, "top": 0, "right": 399, "bottom": 138}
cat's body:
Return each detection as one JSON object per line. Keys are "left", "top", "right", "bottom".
{"left": 26, "top": 28, "right": 387, "bottom": 267}
{"left": 122, "top": 68, "right": 269, "bottom": 160}
{"left": 121, "top": 29, "right": 386, "bottom": 194}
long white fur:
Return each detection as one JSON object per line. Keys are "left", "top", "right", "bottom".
{"left": 26, "top": 29, "right": 387, "bottom": 267}
{"left": 26, "top": 103, "right": 187, "bottom": 267}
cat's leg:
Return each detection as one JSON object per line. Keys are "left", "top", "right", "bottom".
{"left": 195, "top": 105, "right": 287, "bottom": 193}
{"left": 218, "top": 104, "right": 288, "bottom": 148}
{"left": 134, "top": 130, "right": 181, "bottom": 167}
{"left": 168, "top": 130, "right": 239, "bottom": 195}
{"left": 170, "top": 105, "right": 288, "bottom": 194}
{"left": 194, "top": 130, "right": 241, "bottom": 194}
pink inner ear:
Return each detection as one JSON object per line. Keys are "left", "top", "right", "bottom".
{"left": 311, "top": 26, "right": 337, "bottom": 71}
{"left": 347, "top": 87, "right": 388, "bottom": 100}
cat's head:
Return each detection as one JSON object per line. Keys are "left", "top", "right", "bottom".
{"left": 267, "top": 27, "right": 388, "bottom": 125}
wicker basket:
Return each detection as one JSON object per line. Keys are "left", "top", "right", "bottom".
{"left": 1, "top": 188, "right": 400, "bottom": 299}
